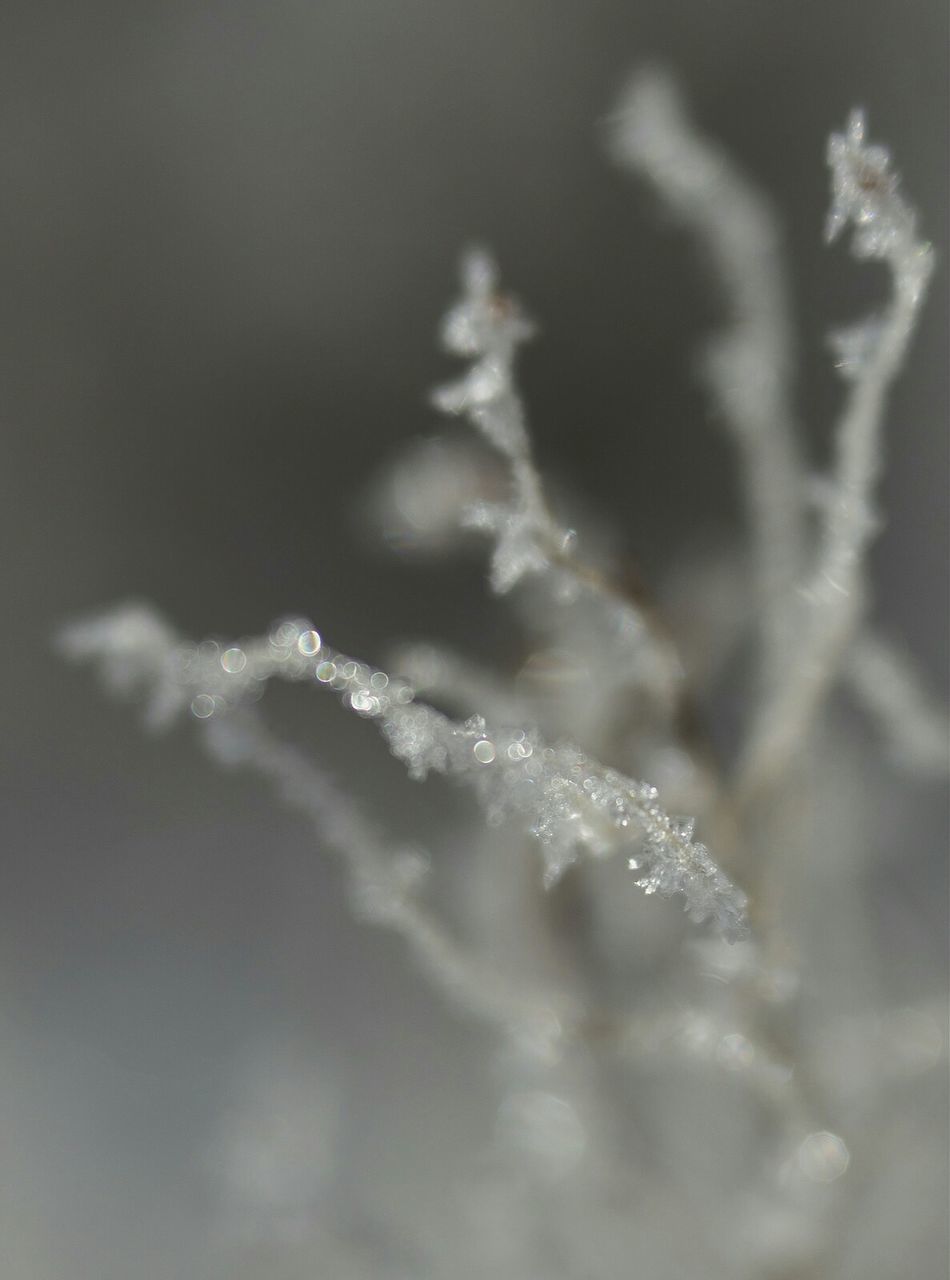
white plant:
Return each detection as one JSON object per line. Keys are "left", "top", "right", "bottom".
{"left": 61, "top": 72, "right": 946, "bottom": 1279}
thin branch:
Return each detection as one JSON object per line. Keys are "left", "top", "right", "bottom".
{"left": 434, "top": 249, "right": 686, "bottom": 719}
{"left": 58, "top": 606, "right": 578, "bottom": 1041}
{"left": 845, "top": 631, "right": 950, "bottom": 777}
{"left": 738, "top": 109, "right": 934, "bottom": 800}
{"left": 614, "top": 1006, "right": 810, "bottom": 1130}
{"left": 60, "top": 604, "right": 749, "bottom": 940}
{"left": 609, "top": 69, "right": 806, "bottom": 690}
{"left": 389, "top": 640, "right": 532, "bottom": 725}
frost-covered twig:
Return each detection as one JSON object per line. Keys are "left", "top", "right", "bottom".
{"left": 738, "top": 110, "right": 934, "bottom": 799}
{"left": 389, "top": 641, "right": 532, "bottom": 726}
{"left": 55, "top": 74, "right": 948, "bottom": 1279}
{"left": 58, "top": 606, "right": 578, "bottom": 1039}
{"left": 845, "top": 632, "right": 950, "bottom": 778}
{"left": 433, "top": 249, "right": 685, "bottom": 717}
{"left": 609, "top": 70, "right": 805, "bottom": 687}
{"left": 615, "top": 1006, "right": 806, "bottom": 1123}
{"left": 61, "top": 604, "right": 749, "bottom": 940}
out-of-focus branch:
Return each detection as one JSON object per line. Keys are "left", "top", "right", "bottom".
{"left": 845, "top": 632, "right": 950, "bottom": 778}
{"left": 738, "top": 110, "right": 933, "bottom": 802}
{"left": 609, "top": 69, "right": 805, "bottom": 694}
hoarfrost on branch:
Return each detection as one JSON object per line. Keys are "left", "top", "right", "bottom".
{"left": 61, "top": 73, "right": 947, "bottom": 1280}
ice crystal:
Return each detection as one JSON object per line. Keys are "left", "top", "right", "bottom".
{"left": 63, "top": 605, "right": 748, "bottom": 939}
{"left": 825, "top": 110, "right": 929, "bottom": 292}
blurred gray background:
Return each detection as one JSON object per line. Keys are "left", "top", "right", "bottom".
{"left": 0, "top": 2, "right": 946, "bottom": 1276}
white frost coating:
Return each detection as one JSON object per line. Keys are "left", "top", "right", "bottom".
{"left": 433, "top": 248, "right": 684, "bottom": 714}
{"left": 738, "top": 109, "right": 934, "bottom": 798}
{"left": 61, "top": 605, "right": 748, "bottom": 941}
{"left": 845, "top": 632, "right": 950, "bottom": 778}
{"left": 378, "top": 702, "right": 748, "bottom": 939}
{"left": 59, "top": 605, "right": 577, "bottom": 1039}
{"left": 609, "top": 70, "right": 805, "bottom": 690}
{"left": 388, "top": 640, "right": 532, "bottom": 726}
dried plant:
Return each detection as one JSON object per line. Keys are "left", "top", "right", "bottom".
{"left": 61, "top": 71, "right": 946, "bottom": 1279}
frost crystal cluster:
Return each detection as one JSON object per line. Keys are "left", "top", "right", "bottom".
{"left": 63, "top": 73, "right": 947, "bottom": 1279}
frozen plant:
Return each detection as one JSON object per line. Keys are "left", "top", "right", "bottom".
{"left": 62, "top": 72, "right": 947, "bottom": 1279}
